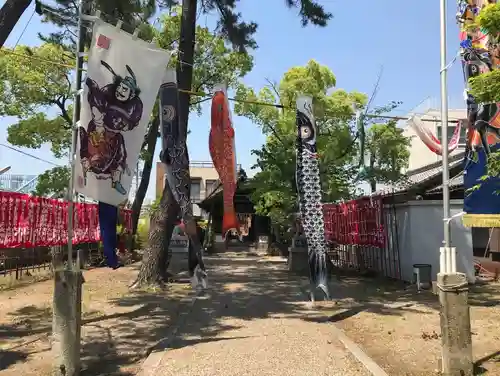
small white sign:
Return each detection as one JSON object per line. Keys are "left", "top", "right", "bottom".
{"left": 170, "top": 235, "right": 189, "bottom": 253}
{"left": 258, "top": 235, "right": 269, "bottom": 244}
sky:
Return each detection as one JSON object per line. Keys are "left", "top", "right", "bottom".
{"left": 0, "top": 0, "right": 466, "bottom": 199}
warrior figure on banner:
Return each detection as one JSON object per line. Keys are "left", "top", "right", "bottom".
{"left": 74, "top": 20, "right": 171, "bottom": 269}
{"left": 78, "top": 61, "right": 143, "bottom": 196}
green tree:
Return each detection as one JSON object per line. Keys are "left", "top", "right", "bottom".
{"left": 36, "top": 0, "right": 333, "bottom": 286}
{"left": 364, "top": 120, "right": 411, "bottom": 193}
{"left": 0, "top": 11, "right": 253, "bottom": 202}
{"left": 0, "top": 0, "right": 35, "bottom": 48}
{"left": 233, "top": 60, "right": 367, "bottom": 233}
{"left": 34, "top": 165, "right": 70, "bottom": 197}
{"left": 468, "top": 3, "right": 500, "bottom": 102}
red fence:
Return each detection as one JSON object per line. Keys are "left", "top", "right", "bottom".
{"left": 323, "top": 196, "right": 385, "bottom": 247}
{"left": 0, "top": 191, "right": 132, "bottom": 249}
{"left": 322, "top": 196, "right": 401, "bottom": 280}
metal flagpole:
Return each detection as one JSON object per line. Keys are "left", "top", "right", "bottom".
{"left": 67, "top": 0, "right": 86, "bottom": 270}
{"left": 439, "top": 0, "right": 450, "bottom": 254}
{"left": 437, "top": 0, "right": 473, "bottom": 373}
{"left": 51, "top": 1, "right": 87, "bottom": 374}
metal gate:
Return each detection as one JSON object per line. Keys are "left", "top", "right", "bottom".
{"left": 323, "top": 196, "right": 401, "bottom": 280}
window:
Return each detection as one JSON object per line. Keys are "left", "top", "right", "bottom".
{"left": 205, "top": 179, "right": 218, "bottom": 197}
{"left": 436, "top": 125, "right": 467, "bottom": 145}
{"left": 190, "top": 179, "right": 201, "bottom": 202}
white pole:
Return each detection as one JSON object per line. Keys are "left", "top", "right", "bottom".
{"left": 438, "top": 2, "right": 474, "bottom": 374}
{"left": 440, "top": 247, "right": 446, "bottom": 274}
{"left": 440, "top": 0, "right": 456, "bottom": 273}
{"left": 439, "top": 0, "right": 451, "bottom": 269}
{"left": 67, "top": 0, "right": 86, "bottom": 270}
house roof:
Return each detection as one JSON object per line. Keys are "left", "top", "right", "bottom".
{"left": 197, "top": 180, "right": 255, "bottom": 212}
{"left": 371, "top": 151, "right": 466, "bottom": 198}
{"left": 403, "top": 151, "right": 464, "bottom": 186}
{"left": 384, "top": 151, "right": 464, "bottom": 192}
{"left": 426, "top": 171, "right": 464, "bottom": 193}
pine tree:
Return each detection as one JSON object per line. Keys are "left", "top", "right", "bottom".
{"left": 33, "top": 0, "right": 333, "bottom": 287}
{"left": 134, "top": 0, "right": 332, "bottom": 287}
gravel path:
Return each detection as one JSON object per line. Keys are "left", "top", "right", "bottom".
{"left": 149, "top": 256, "right": 372, "bottom": 376}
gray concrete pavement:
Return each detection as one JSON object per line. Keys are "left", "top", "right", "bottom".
{"left": 140, "top": 255, "right": 378, "bottom": 376}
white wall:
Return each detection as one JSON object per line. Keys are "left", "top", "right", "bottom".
{"left": 393, "top": 200, "right": 474, "bottom": 284}
{"left": 403, "top": 109, "right": 467, "bottom": 171}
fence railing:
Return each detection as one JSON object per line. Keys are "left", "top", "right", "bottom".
{"left": 0, "top": 191, "right": 133, "bottom": 283}
{"left": 0, "top": 243, "right": 103, "bottom": 283}
{"left": 323, "top": 196, "right": 401, "bottom": 280}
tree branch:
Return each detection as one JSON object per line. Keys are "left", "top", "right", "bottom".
{"left": 264, "top": 77, "right": 284, "bottom": 112}
{"left": 52, "top": 98, "right": 72, "bottom": 126}
{"left": 191, "top": 96, "right": 211, "bottom": 106}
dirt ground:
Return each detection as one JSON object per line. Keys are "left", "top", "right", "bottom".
{"left": 300, "top": 275, "right": 500, "bottom": 376}
{"left": 0, "top": 268, "right": 53, "bottom": 291}
{"left": 3, "top": 252, "right": 500, "bottom": 376}
{"left": 0, "top": 260, "right": 193, "bottom": 376}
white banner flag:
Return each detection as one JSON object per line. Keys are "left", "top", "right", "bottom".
{"left": 74, "top": 20, "right": 171, "bottom": 206}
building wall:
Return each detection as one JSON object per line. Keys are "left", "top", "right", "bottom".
{"left": 393, "top": 200, "right": 474, "bottom": 284}
{"left": 155, "top": 161, "right": 220, "bottom": 217}
{"left": 0, "top": 174, "right": 38, "bottom": 193}
{"left": 403, "top": 109, "right": 467, "bottom": 171}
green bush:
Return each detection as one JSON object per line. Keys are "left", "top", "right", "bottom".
{"left": 136, "top": 218, "right": 150, "bottom": 249}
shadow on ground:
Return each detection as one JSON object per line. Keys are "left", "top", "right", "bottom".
{"left": 2, "top": 253, "right": 500, "bottom": 375}
{"left": 0, "top": 350, "right": 28, "bottom": 371}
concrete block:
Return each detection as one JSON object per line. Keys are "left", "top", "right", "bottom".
{"left": 437, "top": 272, "right": 473, "bottom": 376}
{"left": 52, "top": 270, "right": 84, "bottom": 376}
{"left": 288, "top": 247, "right": 309, "bottom": 274}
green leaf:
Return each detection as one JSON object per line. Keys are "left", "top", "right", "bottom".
{"left": 236, "top": 61, "right": 376, "bottom": 231}
{"left": 2, "top": 10, "right": 254, "bottom": 195}
{"left": 7, "top": 113, "right": 71, "bottom": 158}
{"left": 33, "top": 166, "right": 70, "bottom": 197}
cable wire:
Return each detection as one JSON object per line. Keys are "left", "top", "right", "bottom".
{"left": 12, "top": 7, "right": 36, "bottom": 49}
{"left": 0, "top": 143, "right": 63, "bottom": 167}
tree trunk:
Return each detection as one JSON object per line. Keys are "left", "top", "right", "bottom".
{"left": 131, "top": 117, "right": 159, "bottom": 236}
{"left": 0, "top": 0, "right": 33, "bottom": 48}
{"left": 130, "top": 181, "right": 179, "bottom": 288}
{"left": 176, "top": 0, "right": 197, "bottom": 133}
{"left": 131, "top": 0, "right": 198, "bottom": 288}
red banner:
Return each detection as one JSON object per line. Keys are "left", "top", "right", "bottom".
{"left": 323, "top": 197, "right": 385, "bottom": 247}
{"left": 0, "top": 191, "right": 132, "bottom": 248}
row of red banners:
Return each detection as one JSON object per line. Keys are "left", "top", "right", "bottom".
{"left": 323, "top": 197, "right": 385, "bottom": 248}
{"left": 0, "top": 191, "right": 384, "bottom": 249}
{"left": 0, "top": 191, "right": 132, "bottom": 249}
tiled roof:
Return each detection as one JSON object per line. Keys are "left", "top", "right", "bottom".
{"left": 391, "top": 152, "right": 465, "bottom": 191}
{"left": 426, "top": 171, "right": 464, "bottom": 193}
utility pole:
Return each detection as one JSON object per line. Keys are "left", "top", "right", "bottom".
{"left": 51, "top": 0, "right": 86, "bottom": 374}
{"left": 438, "top": 0, "right": 473, "bottom": 374}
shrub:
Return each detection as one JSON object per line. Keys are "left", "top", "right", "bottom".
{"left": 136, "top": 218, "right": 150, "bottom": 249}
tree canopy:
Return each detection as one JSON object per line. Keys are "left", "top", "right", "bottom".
{"left": 0, "top": 10, "right": 253, "bottom": 196}
{"left": 233, "top": 60, "right": 365, "bottom": 227}
{"left": 233, "top": 60, "right": 409, "bottom": 229}
{"left": 36, "top": 0, "right": 331, "bottom": 51}
{"left": 364, "top": 120, "right": 411, "bottom": 192}
{"left": 468, "top": 3, "right": 500, "bottom": 103}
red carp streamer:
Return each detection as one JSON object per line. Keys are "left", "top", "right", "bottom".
{"left": 209, "top": 89, "right": 239, "bottom": 239}
{"left": 407, "top": 116, "right": 463, "bottom": 155}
